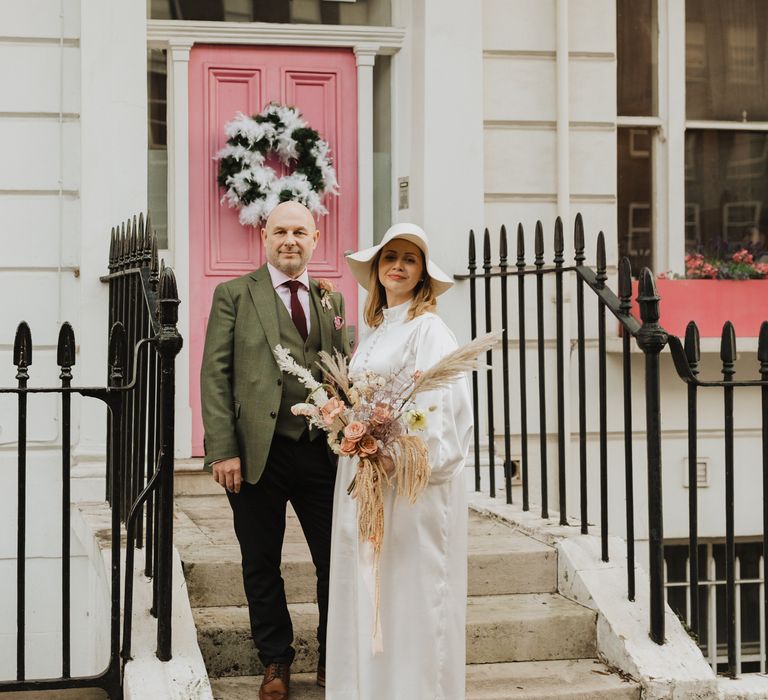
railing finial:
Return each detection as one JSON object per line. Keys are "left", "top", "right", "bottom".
{"left": 57, "top": 322, "right": 76, "bottom": 376}
{"left": 553, "top": 217, "right": 564, "bottom": 266}
{"left": 534, "top": 220, "right": 544, "bottom": 267}
{"left": 499, "top": 225, "right": 508, "bottom": 266}
{"left": 758, "top": 321, "right": 768, "bottom": 369}
{"left": 13, "top": 321, "right": 32, "bottom": 376}
{"left": 516, "top": 223, "right": 525, "bottom": 269}
{"left": 150, "top": 233, "right": 160, "bottom": 288}
{"left": 618, "top": 257, "right": 632, "bottom": 314}
{"left": 637, "top": 268, "right": 660, "bottom": 325}
{"left": 138, "top": 212, "right": 146, "bottom": 257}
{"left": 130, "top": 216, "right": 139, "bottom": 265}
{"left": 468, "top": 229, "right": 476, "bottom": 269}
{"left": 119, "top": 221, "right": 127, "bottom": 270}
{"left": 143, "top": 213, "right": 154, "bottom": 265}
{"left": 595, "top": 232, "right": 607, "bottom": 289}
{"left": 483, "top": 228, "right": 491, "bottom": 268}
{"left": 720, "top": 321, "right": 737, "bottom": 376}
{"left": 156, "top": 266, "right": 183, "bottom": 359}
{"left": 684, "top": 321, "right": 701, "bottom": 372}
{"left": 109, "top": 227, "right": 116, "bottom": 271}
{"left": 125, "top": 217, "right": 133, "bottom": 265}
{"left": 574, "top": 212, "right": 585, "bottom": 265}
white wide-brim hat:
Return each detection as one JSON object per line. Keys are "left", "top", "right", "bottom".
{"left": 346, "top": 222, "right": 454, "bottom": 297}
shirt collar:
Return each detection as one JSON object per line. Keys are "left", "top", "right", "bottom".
{"left": 267, "top": 262, "right": 310, "bottom": 291}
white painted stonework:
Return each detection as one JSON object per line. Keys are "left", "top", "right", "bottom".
{"left": 122, "top": 548, "right": 213, "bottom": 700}
{"left": 1, "top": 0, "right": 767, "bottom": 691}
{"left": 470, "top": 491, "right": 719, "bottom": 700}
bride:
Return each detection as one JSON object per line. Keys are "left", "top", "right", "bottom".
{"left": 325, "top": 223, "right": 472, "bottom": 699}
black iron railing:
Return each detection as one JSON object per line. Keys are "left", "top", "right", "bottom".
{"left": 0, "top": 214, "right": 182, "bottom": 699}
{"left": 459, "top": 213, "right": 768, "bottom": 677}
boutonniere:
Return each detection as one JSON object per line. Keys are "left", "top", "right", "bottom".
{"left": 334, "top": 315, "right": 344, "bottom": 331}
{"left": 318, "top": 278, "right": 335, "bottom": 311}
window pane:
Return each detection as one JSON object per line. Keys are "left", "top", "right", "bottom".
{"left": 150, "top": 0, "right": 391, "bottom": 25}
{"left": 686, "top": 0, "right": 768, "bottom": 122}
{"left": 617, "top": 0, "right": 657, "bottom": 117}
{"left": 684, "top": 130, "right": 768, "bottom": 257}
{"left": 618, "top": 127, "right": 654, "bottom": 272}
{"left": 148, "top": 49, "right": 168, "bottom": 249}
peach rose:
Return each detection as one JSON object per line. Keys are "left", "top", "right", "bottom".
{"left": 343, "top": 421, "right": 367, "bottom": 442}
{"left": 358, "top": 434, "right": 379, "bottom": 456}
{"left": 339, "top": 437, "right": 358, "bottom": 456}
{"left": 320, "top": 397, "right": 345, "bottom": 426}
{"left": 369, "top": 403, "right": 391, "bottom": 426}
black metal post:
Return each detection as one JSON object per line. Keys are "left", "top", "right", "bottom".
{"left": 554, "top": 218, "right": 567, "bottom": 524}
{"left": 534, "top": 221, "right": 548, "bottom": 518}
{"left": 13, "top": 322, "right": 31, "bottom": 682}
{"left": 721, "top": 322, "right": 737, "bottom": 677}
{"left": 635, "top": 268, "right": 668, "bottom": 645}
{"left": 499, "top": 226, "right": 513, "bottom": 504}
{"left": 596, "top": 234, "right": 608, "bottom": 561}
{"left": 155, "top": 267, "right": 182, "bottom": 661}
{"left": 468, "top": 231, "right": 481, "bottom": 492}
{"left": 107, "top": 323, "right": 125, "bottom": 684}
{"left": 574, "top": 215, "right": 588, "bottom": 534}
{"left": 618, "top": 258, "right": 635, "bottom": 601}
{"left": 759, "top": 321, "right": 768, "bottom": 673}
{"left": 685, "top": 321, "right": 701, "bottom": 638}
{"left": 58, "top": 322, "right": 75, "bottom": 678}
{"left": 483, "top": 229, "right": 496, "bottom": 498}
{"left": 516, "top": 225, "right": 530, "bottom": 511}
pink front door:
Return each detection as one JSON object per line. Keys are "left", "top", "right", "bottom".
{"left": 189, "top": 45, "right": 358, "bottom": 456}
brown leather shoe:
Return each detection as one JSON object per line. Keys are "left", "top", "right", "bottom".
{"left": 316, "top": 662, "right": 325, "bottom": 688}
{"left": 259, "top": 662, "right": 290, "bottom": 700}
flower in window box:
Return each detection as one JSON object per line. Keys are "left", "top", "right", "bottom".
{"left": 684, "top": 249, "right": 768, "bottom": 280}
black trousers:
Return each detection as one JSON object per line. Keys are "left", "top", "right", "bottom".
{"left": 226, "top": 433, "right": 335, "bottom": 667}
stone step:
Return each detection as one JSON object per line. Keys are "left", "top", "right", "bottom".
{"left": 175, "top": 495, "right": 557, "bottom": 606}
{"left": 195, "top": 593, "right": 596, "bottom": 677}
{"left": 0, "top": 691, "right": 108, "bottom": 700}
{"left": 174, "top": 462, "right": 526, "bottom": 498}
{"left": 175, "top": 461, "right": 220, "bottom": 496}
{"left": 209, "top": 660, "right": 639, "bottom": 699}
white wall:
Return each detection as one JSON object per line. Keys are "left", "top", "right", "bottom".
{"left": 475, "top": 0, "right": 767, "bottom": 550}
{"left": 390, "top": 0, "right": 485, "bottom": 346}
{"left": 77, "top": 0, "right": 148, "bottom": 465}
{"left": 0, "top": 0, "right": 82, "bottom": 460}
{"left": 0, "top": 0, "right": 146, "bottom": 678}
{"left": 0, "top": 0, "right": 146, "bottom": 480}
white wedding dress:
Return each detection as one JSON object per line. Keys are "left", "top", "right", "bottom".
{"left": 326, "top": 301, "right": 473, "bottom": 700}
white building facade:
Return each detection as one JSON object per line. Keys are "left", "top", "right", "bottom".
{"left": 1, "top": 0, "right": 767, "bottom": 680}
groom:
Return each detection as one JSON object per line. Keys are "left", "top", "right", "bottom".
{"left": 201, "top": 200, "right": 350, "bottom": 700}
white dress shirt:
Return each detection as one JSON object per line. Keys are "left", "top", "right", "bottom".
{"left": 267, "top": 262, "right": 312, "bottom": 335}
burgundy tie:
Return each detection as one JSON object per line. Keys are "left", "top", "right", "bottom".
{"left": 284, "top": 280, "right": 308, "bottom": 341}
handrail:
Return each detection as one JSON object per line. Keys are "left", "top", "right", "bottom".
{"left": 457, "top": 213, "right": 768, "bottom": 675}
{"left": 0, "top": 213, "right": 182, "bottom": 699}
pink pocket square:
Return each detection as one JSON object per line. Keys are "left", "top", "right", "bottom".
{"left": 334, "top": 315, "right": 344, "bottom": 330}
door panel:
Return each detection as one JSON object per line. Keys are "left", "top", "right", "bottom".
{"left": 189, "top": 45, "right": 358, "bottom": 456}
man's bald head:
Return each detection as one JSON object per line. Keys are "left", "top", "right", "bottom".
{"left": 261, "top": 200, "right": 320, "bottom": 278}
{"left": 264, "top": 200, "right": 317, "bottom": 232}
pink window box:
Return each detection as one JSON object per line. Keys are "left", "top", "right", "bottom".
{"left": 630, "top": 279, "right": 768, "bottom": 338}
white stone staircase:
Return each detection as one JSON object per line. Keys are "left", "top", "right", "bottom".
{"left": 174, "top": 476, "right": 640, "bottom": 699}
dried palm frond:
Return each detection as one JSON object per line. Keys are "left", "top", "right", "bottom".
{"left": 389, "top": 435, "right": 430, "bottom": 503}
{"left": 407, "top": 331, "right": 502, "bottom": 398}
{"left": 349, "top": 457, "right": 387, "bottom": 555}
{"left": 316, "top": 349, "right": 351, "bottom": 396}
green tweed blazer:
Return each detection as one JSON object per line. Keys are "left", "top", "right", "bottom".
{"left": 200, "top": 264, "right": 351, "bottom": 484}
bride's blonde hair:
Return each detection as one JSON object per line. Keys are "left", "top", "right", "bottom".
{"left": 363, "top": 246, "right": 437, "bottom": 328}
